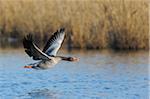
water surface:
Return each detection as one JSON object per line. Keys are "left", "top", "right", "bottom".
{"left": 0, "top": 49, "right": 149, "bottom": 99}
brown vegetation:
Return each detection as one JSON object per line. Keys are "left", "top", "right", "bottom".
{"left": 0, "top": 0, "right": 149, "bottom": 50}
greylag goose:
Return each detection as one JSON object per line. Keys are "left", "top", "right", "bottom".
{"left": 23, "top": 28, "right": 79, "bottom": 69}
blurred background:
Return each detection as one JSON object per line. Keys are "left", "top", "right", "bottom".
{"left": 0, "top": 0, "right": 149, "bottom": 98}
{"left": 0, "top": 0, "right": 149, "bottom": 50}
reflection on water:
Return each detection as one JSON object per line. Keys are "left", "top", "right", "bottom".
{"left": 0, "top": 49, "right": 149, "bottom": 99}
{"left": 27, "top": 89, "right": 59, "bottom": 99}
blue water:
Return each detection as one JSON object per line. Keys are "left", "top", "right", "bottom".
{"left": 0, "top": 50, "right": 149, "bottom": 99}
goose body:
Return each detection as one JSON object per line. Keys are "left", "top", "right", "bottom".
{"left": 23, "top": 28, "right": 79, "bottom": 69}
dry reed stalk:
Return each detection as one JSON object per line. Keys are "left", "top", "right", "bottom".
{"left": 0, "top": 0, "right": 148, "bottom": 50}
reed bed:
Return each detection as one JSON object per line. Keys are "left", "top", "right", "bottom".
{"left": 0, "top": 0, "right": 149, "bottom": 50}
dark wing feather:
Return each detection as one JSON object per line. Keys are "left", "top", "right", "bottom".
{"left": 23, "top": 34, "right": 50, "bottom": 60}
{"left": 42, "top": 28, "right": 65, "bottom": 56}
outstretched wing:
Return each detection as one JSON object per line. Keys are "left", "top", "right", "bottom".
{"left": 42, "top": 28, "right": 65, "bottom": 56}
{"left": 23, "top": 34, "right": 50, "bottom": 60}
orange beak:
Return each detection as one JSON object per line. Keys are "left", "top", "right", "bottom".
{"left": 24, "top": 65, "right": 32, "bottom": 68}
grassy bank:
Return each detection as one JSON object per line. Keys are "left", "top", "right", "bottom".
{"left": 0, "top": 0, "right": 149, "bottom": 50}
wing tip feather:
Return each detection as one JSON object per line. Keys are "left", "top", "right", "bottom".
{"left": 59, "top": 28, "right": 65, "bottom": 33}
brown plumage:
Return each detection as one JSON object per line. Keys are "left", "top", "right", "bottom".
{"left": 23, "top": 28, "right": 79, "bottom": 69}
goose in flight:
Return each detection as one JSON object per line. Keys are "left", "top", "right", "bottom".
{"left": 23, "top": 28, "right": 79, "bottom": 69}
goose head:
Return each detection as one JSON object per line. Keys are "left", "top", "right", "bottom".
{"left": 67, "top": 57, "right": 79, "bottom": 62}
